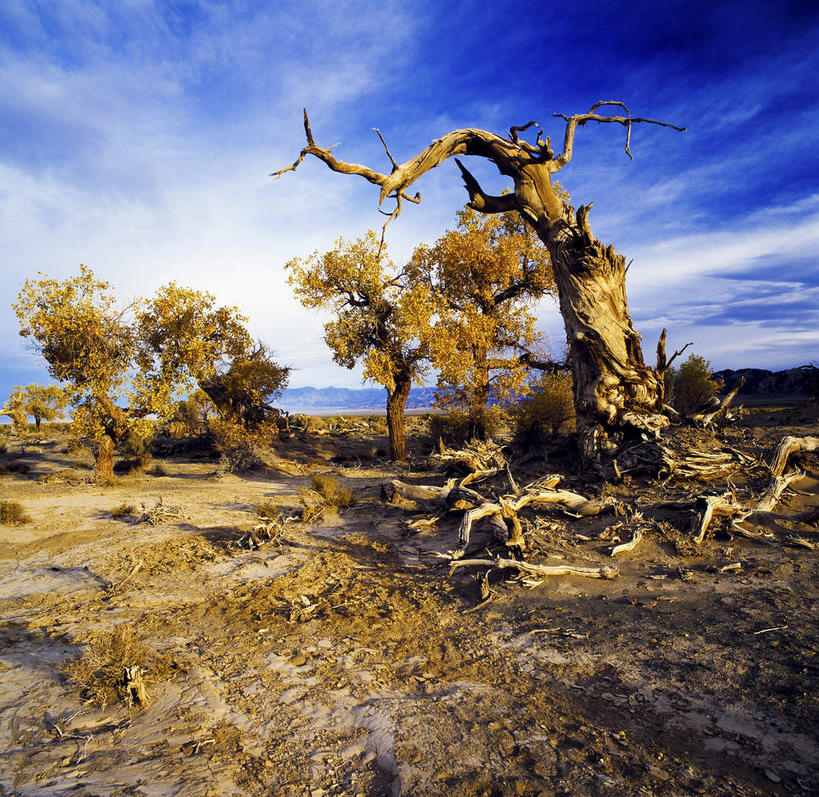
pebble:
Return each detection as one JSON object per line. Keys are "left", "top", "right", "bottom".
{"left": 764, "top": 769, "right": 781, "bottom": 783}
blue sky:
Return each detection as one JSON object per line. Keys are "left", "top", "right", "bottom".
{"left": 1, "top": 0, "right": 817, "bottom": 401}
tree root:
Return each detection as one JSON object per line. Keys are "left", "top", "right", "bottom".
{"left": 770, "top": 435, "right": 819, "bottom": 477}
{"left": 693, "top": 470, "right": 815, "bottom": 546}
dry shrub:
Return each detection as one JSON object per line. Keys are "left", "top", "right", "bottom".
{"left": 61, "top": 625, "right": 169, "bottom": 709}
{"left": 64, "top": 438, "right": 86, "bottom": 456}
{"left": 209, "top": 416, "right": 276, "bottom": 472}
{"left": 149, "top": 461, "right": 168, "bottom": 477}
{"left": 256, "top": 499, "right": 282, "bottom": 519}
{"left": 510, "top": 372, "right": 576, "bottom": 445}
{"left": 0, "top": 500, "right": 31, "bottom": 525}
{"left": 666, "top": 354, "right": 722, "bottom": 415}
{"left": 428, "top": 406, "right": 504, "bottom": 445}
{"left": 369, "top": 417, "right": 388, "bottom": 435}
{"left": 0, "top": 439, "right": 6, "bottom": 455}
{"left": 310, "top": 474, "right": 355, "bottom": 508}
{"left": 111, "top": 503, "right": 136, "bottom": 519}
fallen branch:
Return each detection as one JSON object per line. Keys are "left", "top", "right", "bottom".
{"left": 448, "top": 557, "right": 618, "bottom": 580}
{"left": 611, "top": 526, "right": 644, "bottom": 556}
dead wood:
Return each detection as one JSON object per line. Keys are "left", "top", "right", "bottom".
{"left": 610, "top": 526, "right": 645, "bottom": 556}
{"left": 770, "top": 435, "right": 819, "bottom": 477}
{"left": 122, "top": 665, "right": 147, "bottom": 708}
{"left": 693, "top": 470, "right": 814, "bottom": 545}
{"left": 448, "top": 557, "right": 618, "bottom": 581}
{"left": 689, "top": 377, "right": 745, "bottom": 426}
{"left": 429, "top": 439, "right": 509, "bottom": 487}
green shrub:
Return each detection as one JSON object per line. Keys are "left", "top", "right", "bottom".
{"left": 510, "top": 372, "right": 575, "bottom": 445}
{"left": 666, "top": 355, "right": 722, "bottom": 415}
{"left": 310, "top": 474, "right": 355, "bottom": 508}
{"left": 0, "top": 500, "right": 31, "bottom": 525}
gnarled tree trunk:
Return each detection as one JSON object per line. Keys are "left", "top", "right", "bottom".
{"left": 2, "top": 405, "right": 29, "bottom": 438}
{"left": 273, "top": 103, "right": 685, "bottom": 462}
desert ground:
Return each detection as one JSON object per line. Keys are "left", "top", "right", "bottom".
{"left": 1, "top": 406, "right": 817, "bottom": 796}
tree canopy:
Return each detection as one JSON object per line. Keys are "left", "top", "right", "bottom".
{"left": 287, "top": 231, "right": 431, "bottom": 459}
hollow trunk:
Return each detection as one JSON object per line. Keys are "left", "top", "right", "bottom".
{"left": 539, "top": 210, "right": 667, "bottom": 460}
{"left": 386, "top": 377, "right": 412, "bottom": 462}
{"left": 95, "top": 435, "right": 115, "bottom": 482}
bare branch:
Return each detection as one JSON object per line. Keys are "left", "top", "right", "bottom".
{"left": 552, "top": 103, "right": 686, "bottom": 169}
{"left": 656, "top": 328, "right": 693, "bottom": 373}
{"left": 372, "top": 127, "right": 399, "bottom": 172}
{"left": 454, "top": 159, "right": 518, "bottom": 214}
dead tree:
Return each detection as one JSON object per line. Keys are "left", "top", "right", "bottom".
{"left": 273, "top": 102, "right": 685, "bottom": 463}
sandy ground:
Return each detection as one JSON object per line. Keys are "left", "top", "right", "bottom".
{"left": 0, "top": 406, "right": 817, "bottom": 796}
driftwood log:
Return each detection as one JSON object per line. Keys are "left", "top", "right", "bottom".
{"left": 770, "top": 435, "right": 819, "bottom": 477}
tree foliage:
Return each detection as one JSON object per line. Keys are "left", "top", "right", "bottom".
{"left": 286, "top": 232, "right": 431, "bottom": 460}
{"left": 18, "top": 383, "right": 70, "bottom": 430}
{"left": 13, "top": 266, "right": 287, "bottom": 477}
{"left": 665, "top": 354, "right": 722, "bottom": 416}
{"left": 408, "top": 206, "right": 557, "bottom": 436}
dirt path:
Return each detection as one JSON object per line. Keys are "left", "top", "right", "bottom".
{"left": 1, "top": 415, "right": 817, "bottom": 795}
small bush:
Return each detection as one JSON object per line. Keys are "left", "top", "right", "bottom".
{"left": 666, "top": 355, "right": 722, "bottom": 415}
{"left": 111, "top": 503, "right": 136, "bottom": 519}
{"left": 209, "top": 417, "right": 276, "bottom": 472}
{"left": 0, "top": 500, "right": 31, "bottom": 525}
{"left": 369, "top": 417, "right": 388, "bottom": 435}
{"left": 510, "top": 372, "right": 576, "bottom": 446}
{"left": 255, "top": 499, "right": 280, "bottom": 519}
{"left": 61, "top": 626, "right": 168, "bottom": 709}
{"left": 310, "top": 474, "right": 355, "bottom": 508}
{"left": 428, "top": 406, "right": 504, "bottom": 445}
{"left": 149, "top": 461, "right": 168, "bottom": 477}
{"left": 65, "top": 438, "right": 86, "bottom": 456}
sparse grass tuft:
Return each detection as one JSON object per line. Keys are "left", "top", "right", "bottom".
{"left": 0, "top": 500, "right": 31, "bottom": 525}
{"left": 61, "top": 625, "right": 171, "bottom": 709}
{"left": 111, "top": 503, "right": 137, "bottom": 520}
{"left": 310, "top": 474, "right": 355, "bottom": 508}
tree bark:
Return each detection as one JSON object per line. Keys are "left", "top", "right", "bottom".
{"left": 95, "top": 434, "right": 115, "bottom": 482}
{"left": 386, "top": 376, "right": 412, "bottom": 461}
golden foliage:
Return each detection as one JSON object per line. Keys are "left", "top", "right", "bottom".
{"left": 407, "top": 206, "right": 558, "bottom": 430}
{"left": 666, "top": 355, "right": 722, "bottom": 415}
{"left": 510, "top": 371, "right": 576, "bottom": 445}
{"left": 286, "top": 231, "right": 428, "bottom": 393}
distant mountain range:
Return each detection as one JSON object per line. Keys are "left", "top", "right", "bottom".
{"left": 278, "top": 386, "right": 438, "bottom": 413}
{"left": 714, "top": 367, "right": 817, "bottom": 398}
{"left": 279, "top": 366, "right": 817, "bottom": 413}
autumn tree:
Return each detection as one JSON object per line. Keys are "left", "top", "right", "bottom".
{"left": 273, "top": 104, "right": 686, "bottom": 463}
{"left": 1, "top": 387, "right": 29, "bottom": 437}
{"left": 13, "top": 268, "right": 287, "bottom": 479}
{"left": 409, "top": 205, "right": 555, "bottom": 437}
{"left": 13, "top": 266, "right": 145, "bottom": 479}
{"left": 18, "top": 383, "right": 70, "bottom": 431}
{"left": 286, "top": 231, "right": 432, "bottom": 460}
{"left": 136, "top": 283, "right": 289, "bottom": 430}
